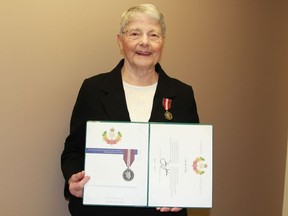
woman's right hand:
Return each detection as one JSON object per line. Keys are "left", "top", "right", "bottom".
{"left": 68, "top": 171, "right": 90, "bottom": 198}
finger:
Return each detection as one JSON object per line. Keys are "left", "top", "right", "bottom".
{"left": 69, "top": 175, "right": 90, "bottom": 197}
{"left": 158, "top": 207, "right": 171, "bottom": 212}
{"left": 171, "top": 207, "right": 182, "bottom": 212}
{"left": 78, "top": 175, "right": 90, "bottom": 188}
{"left": 69, "top": 171, "right": 85, "bottom": 184}
{"left": 156, "top": 207, "right": 182, "bottom": 212}
{"left": 70, "top": 174, "right": 90, "bottom": 191}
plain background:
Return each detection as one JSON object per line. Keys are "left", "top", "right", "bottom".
{"left": 0, "top": 0, "right": 287, "bottom": 216}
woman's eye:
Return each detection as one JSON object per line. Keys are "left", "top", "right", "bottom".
{"left": 130, "top": 32, "right": 140, "bottom": 36}
{"left": 150, "top": 33, "right": 160, "bottom": 40}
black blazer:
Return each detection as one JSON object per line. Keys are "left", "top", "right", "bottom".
{"left": 61, "top": 59, "right": 199, "bottom": 215}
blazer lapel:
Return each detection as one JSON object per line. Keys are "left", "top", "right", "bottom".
{"left": 100, "top": 61, "right": 130, "bottom": 121}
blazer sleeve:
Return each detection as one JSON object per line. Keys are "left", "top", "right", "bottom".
{"left": 60, "top": 79, "right": 90, "bottom": 199}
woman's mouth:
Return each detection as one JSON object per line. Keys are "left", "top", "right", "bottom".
{"left": 136, "top": 51, "right": 151, "bottom": 56}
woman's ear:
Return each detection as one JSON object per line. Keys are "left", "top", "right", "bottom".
{"left": 117, "top": 34, "right": 123, "bottom": 51}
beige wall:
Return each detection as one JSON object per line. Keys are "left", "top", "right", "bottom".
{"left": 1, "top": 1, "right": 287, "bottom": 216}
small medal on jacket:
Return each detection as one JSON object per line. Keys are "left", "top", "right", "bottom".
{"left": 162, "top": 98, "right": 173, "bottom": 120}
{"left": 164, "top": 110, "right": 173, "bottom": 120}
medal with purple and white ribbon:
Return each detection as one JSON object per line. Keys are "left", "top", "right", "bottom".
{"left": 162, "top": 98, "right": 173, "bottom": 120}
{"left": 123, "top": 149, "right": 135, "bottom": 181}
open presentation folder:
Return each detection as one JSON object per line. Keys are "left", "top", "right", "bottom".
{"left": 83, "top": 121, "right": 213, "bottom": 208}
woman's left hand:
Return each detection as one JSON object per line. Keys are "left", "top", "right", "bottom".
{"left": 156, "top": 207, "right": 183, "bottom": 212}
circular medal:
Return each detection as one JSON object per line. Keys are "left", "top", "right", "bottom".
{"left": 164, "top": 111, "right": 173, "bottom": 120}
{"left": 123, "top": 168, "right": 134, "bottom": 181}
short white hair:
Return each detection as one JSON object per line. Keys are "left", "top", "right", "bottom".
{"left": 119, "top": 4, "right": 166, "bottom": 36}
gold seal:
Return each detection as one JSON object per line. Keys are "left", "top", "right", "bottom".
{"left": 164, "top": 111, "right": 173, "bottom": 120}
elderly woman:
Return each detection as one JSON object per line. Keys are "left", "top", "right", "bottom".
{"left": 61, "top": 3, "right": 199, "bottom": 216}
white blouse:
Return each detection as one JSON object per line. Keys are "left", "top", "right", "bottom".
{"left": 123, "top": 81, "right": 157, "bottom": 122}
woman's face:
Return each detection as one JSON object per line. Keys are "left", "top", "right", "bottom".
{"left": 117, "top": 13, "right": 164, "bottom": 71}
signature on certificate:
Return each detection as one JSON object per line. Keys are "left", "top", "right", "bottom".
{"left": 160, "top": 158, "right": 170, "bottom": 176}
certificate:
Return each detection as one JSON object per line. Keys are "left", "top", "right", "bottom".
{"left": 83, "top": 121, "right": 213, "bottom": 208}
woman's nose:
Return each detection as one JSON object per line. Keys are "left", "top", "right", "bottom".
{"left": 139, "top": 34, "right": 150, "bottom": 45}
